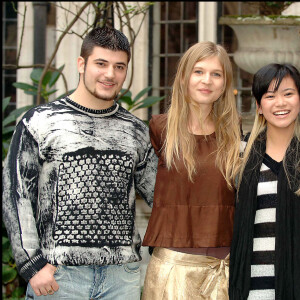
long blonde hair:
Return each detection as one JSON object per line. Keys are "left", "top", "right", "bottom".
{"left": 237, "top": 63, "right": 300, "bottom": 195}
{"left": 164, "top": 41, "right": 241, "bottom": 189}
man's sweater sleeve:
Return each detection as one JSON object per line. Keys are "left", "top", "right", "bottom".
{"left": 134, "top": 128, "right": 158, "bottom": 208}
{"left": 2, "top": 121, "right": 48, "bottom": 282}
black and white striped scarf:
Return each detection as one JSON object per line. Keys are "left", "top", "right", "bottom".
{"left": 229, "top": 130, "right": 300, "bottom": 300}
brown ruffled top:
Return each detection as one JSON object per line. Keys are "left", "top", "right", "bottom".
{"left": 142, "top": 114, "right": 235, "bottom": 248}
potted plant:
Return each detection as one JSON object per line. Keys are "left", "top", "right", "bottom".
{"left": 219, "top": 2, "right": 300, "bottom": 74}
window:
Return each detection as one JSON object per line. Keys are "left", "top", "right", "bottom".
{"left": 149, "top": 2, "right": 198, "bottom": 114}
{"left": 2, "top": 1, "right": 18, "bottom": 117}
{"left": 220, "top": 2, "right": 256, "bottom": 133}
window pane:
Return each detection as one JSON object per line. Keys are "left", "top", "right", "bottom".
{"left": 5, "top": 1, "right": 18, "bottom": 19}
{"left": 4, "top": 68, "right": 17, "bottom": 75}
{"left": 5, "top": 21, "right": 17, "bottom": 47}
{"left": 160, "top": 88, "right": 171, "bottom": 113}
{"left": 160, "top": 24, "right": 166, "bottom": 53}
{"left": 4, "top": 76, "right": 17, "bottom": 100}
{"left": 5, "top": 49, "right": 17, "bottom": 64}
{"left": 152, "top": 2, "right": 198, "bottom": 115}
{"left": 160, "top": 2, "right": 166, "bottom": 20}
{"left": 168, "top": 24, "right": 181, "bottom": 53}
{"left": 167, "top": 56, "right": 180, "bottom": 86}
{"left": 183, "top": 23, "right": 198, "bottom": 50}
{"left": 168, "top": 2, "right": 181, "bottom": 20}
{"left": 160, "top": 57, "right": 165, "bottom": 86}
{"left": 3, "top": 2, "right": 18, "bottom": 118}
{"left": 183, "top": 2, "right": 197, "bottom": 19}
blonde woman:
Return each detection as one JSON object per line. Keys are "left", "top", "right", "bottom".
{"left": 229, "top": 63, "right": 300, "bottom": 300}
{"left": 142, "top": 41, "right": 241, "bottom": 299}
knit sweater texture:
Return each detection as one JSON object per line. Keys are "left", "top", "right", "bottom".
{"left": 2, "top": 97, "right": 158, "bottom": 281}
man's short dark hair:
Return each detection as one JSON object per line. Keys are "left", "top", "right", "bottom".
{"left": 80, "top": 26, "right": 131, "bottom": 62}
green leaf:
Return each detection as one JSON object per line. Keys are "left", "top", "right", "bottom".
{"left": 3, "top": 143, "right": 10, "bottom": 160}
{"left": 2, "top": 126, "right": 16, "bottom": 135}
{"left": 131, "top": 94, "right": 161, "bottom": 108}
{"left": 133, "top": 86, "right": 152, "bottom": 102}
{"left": 2, "top": 247, "right": 12, "bottom": 263}
{"left": 133, "top": 96, "right": 165, "bottom": 110}
{"left": 3, "top": 105, "right": 33, "bottom": 140}
{"left": 2, "top": 97, "right": 11, "bottom": 112}
{"left": 12, "top": 286, "right": 25, "bottom": 298}
{"left": 2, "top": 115, "right": 17, "bottom": 127}
{"left": 2, "top": 264, "right": 18, "bottom": 284}
{"left": 24, "top": 90, "right": 38, "bottom": 96}
{"left": 119, "top": 88, "right": 132, "bottom": 98}
{"left": 30, "top": 68, "right": 43, "bottom": 83}
{"left": 49, "top": 65, "right": 65, "bottom": 88}
{"left": 31, "top": 68, "right": 53, "bottom": 87}
{"left": 2, "top": 236, "right": 12, "bottom": 263}
{"left": 42, "top": 71, "right": 52, "bottom": 87}
{"left": 2, "top": 237, "right": 10, "bottom": 250}
{"left": 8, "top": 105, "right": 33, "bottom": 119}
{"left": 44, "top": 89, "right": 58, "bottom": 97}
{"left": 118, "top": 96, "right": 133, "bottom": 106}
{"left": 12, "top": 82, "right": 37, "bottom": 92}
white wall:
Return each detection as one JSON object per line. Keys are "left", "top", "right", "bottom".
{"left": 114, "top": 2, "right": 150, "bottom": 121}
{"left": 198, "top": 2, "right": 218, "bottom": 43}
{"left": 54, "top": 2, "right": 150, "bottom": 120}
{"left": 16, "top": 2, "right": 34, "bottom": 108}
{"left": 55, "top": 2, "right": 94, "bottom": 98}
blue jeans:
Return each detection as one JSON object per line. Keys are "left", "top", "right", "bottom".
{"left": 25, "top": 262, "right": 141, "bottom": 300}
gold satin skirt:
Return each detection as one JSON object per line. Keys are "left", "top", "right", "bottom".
{"left": 142, "top": 247, "right": 229, "bottom": 300}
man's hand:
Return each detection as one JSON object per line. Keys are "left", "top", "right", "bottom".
{"left": 29, "top": 263, "right": 59, "bottom": 296}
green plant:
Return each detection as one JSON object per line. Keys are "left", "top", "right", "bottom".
{"left": 2, "top": 223, "right": 26, "bottom": 300}
{"left": 2, "top": 66, "right": 71, "bottom": 298}
{"left": 2, "top": 227, "right": 17, "bottom": 284}
{"left": 118, "top": 86, "right": 165, "bottom": 115}
{"left": 2, "top": 97, "right": 33, "bottom": 160}
{"left": 12, "top": 65, "right": 65, "bottom": 102}
{"left": 254, "top": 1, "right": 294, "bottom": 15}
{"left": 3, "top": 65, "right": 75, "bottom": 160}
{"left": 236, "top": 1, "right": 295, "bottom": 17}
{"left": 2, "top": 98, "right": 33, "bottom": 299}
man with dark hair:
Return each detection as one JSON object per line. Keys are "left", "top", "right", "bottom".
{"left": 2, "top": 26, "right": 157, "bottom": 299}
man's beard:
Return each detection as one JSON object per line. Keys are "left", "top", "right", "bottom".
{"left": 83, "top": 73, "right": 118, "bottom": 102}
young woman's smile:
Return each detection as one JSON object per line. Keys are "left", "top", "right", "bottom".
{"left": 188, "top": 56, "right": 224, "bottom": 108}
{"left": 258, "top": 76, "right": 300, "bottom": 131}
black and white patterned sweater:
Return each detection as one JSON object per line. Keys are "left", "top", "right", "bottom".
{"left": 2, "top": 97, "right": 158, "bottom": 282}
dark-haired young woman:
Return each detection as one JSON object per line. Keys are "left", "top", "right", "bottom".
{"left": 229, "top": 63, "right": 300, "bottom": 300}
